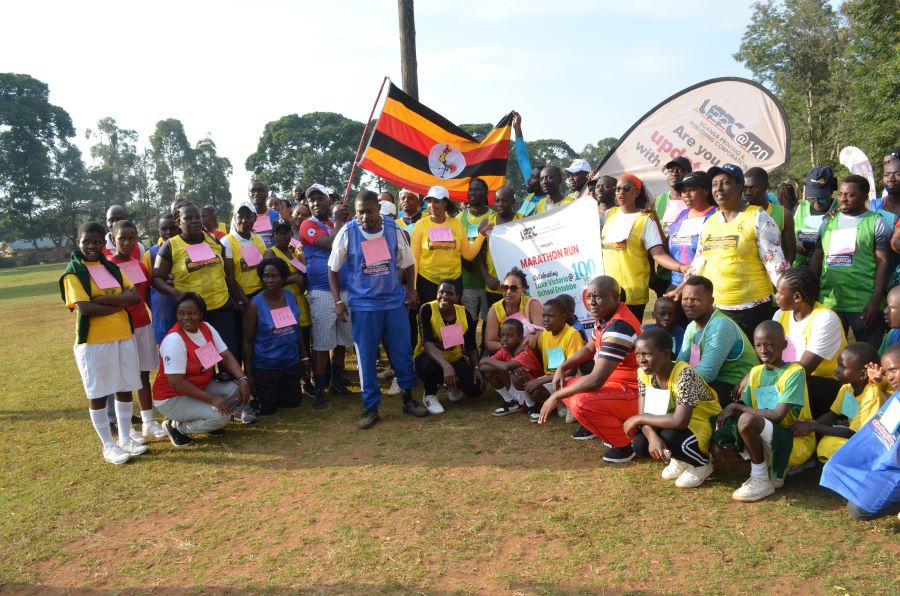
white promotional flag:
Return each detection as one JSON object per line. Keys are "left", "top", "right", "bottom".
{"left": 597, "top": 77, "right": 790, "bottom": 199}
{"left": 489, "top": 197, "right": 602, "bottom": 324}
{"left": 839, "top": 146, "right": 877, "bottom": 201}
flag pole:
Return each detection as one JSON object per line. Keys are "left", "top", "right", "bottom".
{"left": 342, "top": 76, "right": 389, "bottom": 203}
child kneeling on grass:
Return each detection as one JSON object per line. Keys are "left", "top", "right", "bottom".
{"left": 61, "top": 222, "right": 148, "bottom": 465}
{"left": 479, "top": 318, "right": 543, "bottom": 416}
{"left": 790, "top": 342, "right": 887, "bottom": 462}
{"left": 624, "top": 328, "right": 721, "bottom": 488}
{"left": 522, "top": 298, "right": 585, "bottom": 423}
{"left": 715, "top": 320, "right": 816, "bottom": 502}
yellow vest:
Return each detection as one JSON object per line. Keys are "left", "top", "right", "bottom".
{"left": 774, "top": 303, "right": 846, "bottom": 379}
{"left": 169, "top": 235, "right": 230, "bottom": 310}
{"left": 225, "top": 233, "right": 267, "bottom": 296}
{"left": 601, "top": 207, "right": 651, "bottom": 305}
{"left": 638, "top": 361, "right": 721, "bottom": 454}
{"left": 535, "top": 194, "right": 574, "bottom": 214}
{"left": 491, "top": 294, "right": 530, "bottom": 326}
{"left": 747, "top": 363, "right": 816, "bottom": 467}
{"left": 271, "top": 246, "right": 312, "bottom": 327}
{"left": 700, "top": 206, "right": 772, "bottom": 306}
{"left": 414, "top": 301, "right": 468, "bottom": 362}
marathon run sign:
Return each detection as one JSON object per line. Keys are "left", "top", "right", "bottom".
{"left": 489, "top": 197, "right": 602, "bottom": 324}
{"left": 597, "top": 77, "right": 790, "bottom": 199}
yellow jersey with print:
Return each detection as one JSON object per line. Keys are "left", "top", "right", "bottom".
{"left": 699, "top": 205, "right": 772, "bottom": 306}
{"left": 601, "top": 207, "right": 652, "bottom": 305}
{"left": 534, "top": 194, "right": 574, "bottom": 215}
{"left": 638, "top": 361, "right": 721, "bottom": 453}
{"left": 63, "top": 264, "right": 135, "bottom": 344}
{"left": 409, "top": 216, "right": 485, "bottom": 285}
{"left": 538, "top": 324, "right": 584, "bottom": 374}
{"left": 168, "top": 235, "right": 230, "bottom": 310}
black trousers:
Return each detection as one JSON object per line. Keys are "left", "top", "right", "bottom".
{"left": 253, "top": 363, "right": 303, "bottom": 415}
{"left": 720, "top": 300, "right": 774, "bottom": 343}
{"left": 632, "top": 427, "right": 708, "bottom": 466}
{"left": 414, "top": 353, "right": 482, "bottom": 397}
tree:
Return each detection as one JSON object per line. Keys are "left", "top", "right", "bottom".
{"left": 579, "top": 137, "right": 618, "bottom": 169}
{"left": 246, "top": 112, "right": 365, "bottom": 194}
{"left": 149, "top": 118, "right": 194, "bottom": 204}
{"left": 43, "top": 142, "right": 89, "bottom": 248}
{"left": 184, "top": 137, "right": 233, "bottom": 212}
{"left": 735, "top": 0, "right": 848, "bottom": 178}
{"left": 525, "top": 139, "right": 577, "bottom": 171}
{"left": 85, "top": 117, "right": 141, "bottom": 217}
{"left": 0, "top": 73, "right": 77, "bottom": 245}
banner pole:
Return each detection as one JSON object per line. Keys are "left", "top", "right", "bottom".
{"left": 342, "top": 76, "right": 389, "bottom": 203}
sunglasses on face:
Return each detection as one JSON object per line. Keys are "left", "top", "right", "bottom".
{"left": 615, "top": 185, "right": 633, "bottom": 192}
{"left": 500, "top": 284, "right": 521, "bottom": 292}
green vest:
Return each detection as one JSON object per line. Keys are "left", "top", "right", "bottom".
{"left": 458, "top": 207, "right": 494, "bottom": 290}
{"left": 793, "top": 200, "right": 832, "bottom": 266}
{"left": 766, "top": 203, "right": 784, "bottom": 230}
{"left": 821, "top": 212, "right": 878, "bottom": 311}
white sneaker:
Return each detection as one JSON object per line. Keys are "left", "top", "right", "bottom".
{"left": 448, "top": 388, "right": 463, "bottom": 402}
{"left": 556, "top": 404, "right": 568, "bottom": 419}
{"left": 423, "top": 394, "right": 444, "bottom": 414}
{"left": 119, "top": 438, "right": 148, "bottom": 456}
{"left": 732, "top": 476, "right": 775, "bottom": 502}
{"left": 675, "top": 462, "right": 714, "bottom": 488}
{"left": 385, "top": 377, "right": 402, "bottom": 396}
{"left": 128, "top": 429, "right": 147, "bottom": 445}
{"left": 773, "top": 477, "right": 785, "bottom": 489}
{"left": 142, "top": 420, "right": 167, "bottom": 441}
{"left": 661, "top": 458, "right": 691, "bottom": 481}
{"left": 102, "top": 443, "right": 131, "bottom": 465}
{"left": 377, "top": 368, "right": 395, "bottom": 381}
{"left": 565, "top": 409, "right": 576, "bottom": 424}
{"left": 786, "top": 457, "right": 817, "bottom": 476}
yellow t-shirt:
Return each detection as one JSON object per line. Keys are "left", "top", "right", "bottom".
{"left": 817, "top": 382, "right": 888, "bottom": 462}
{"left": 538, "top": 324, "right": 584, "bottom": 374}
{"left": 63, "top": 264, "right": 134, "bottom": 344}
{"left": 410, "top": 216, "right": 485, "bottom": 285}
{"left": 534, "top": 195, "right": 574, "bottom": 214}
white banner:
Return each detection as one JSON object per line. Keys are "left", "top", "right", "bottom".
{"left": 489, "top": 197, "right": 602, "bottom": 324}
{"left": 597, "top": 77, "right": 790, "bottom": 199}
{"left": 839, "top": 146, "right": 877, "bottom": 201}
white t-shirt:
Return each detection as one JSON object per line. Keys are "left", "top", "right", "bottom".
{"left": 221, "top": 232, "right": 259, "bottom": 258}
{"left": 159, "top": 322, "right": 227, "bottom": 374}
{"left": 600, "top": 210, "right": 663, "bottom": 250}
{"left": 773, "top": 307, "right": 844, "bottom": 362}
{"left": 328, "top": 221, "right": 415, "bottom": 272}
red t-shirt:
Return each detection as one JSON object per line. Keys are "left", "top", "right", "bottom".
{"left": 299, "top": 218, "right": 334, "bottom": 246}
{"left": 109, "top": 254, "right": 151, "bottom": 328}
{"left": 492, "top": 346, "right": 543, "bottom": 380}
{"left": 591, "top": 301, "right": 641, "bottom": 388}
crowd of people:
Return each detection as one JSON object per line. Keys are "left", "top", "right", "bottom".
{"left": 59, "top": 121, "right": 900, "bottom": 518}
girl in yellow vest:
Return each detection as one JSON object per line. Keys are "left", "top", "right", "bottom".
{"left": 624, "top": 328, "right": 721, "bottom": 488}
{"left": 772, "top": 266, "right": 846, "bottom": 417}
{"left": 789, "top": 343, "right": 887, "bottom": 462}
{"left": 413, "top": 280, "right": 485, "bottom": 414}
{"left": 601, "top": 173, "right": 688, "bottom": 322}
{"left": 223, "top": 201, "right": 268, "bottom": 307}
{"left": 687, "top": 164, "right": 789, "bottom": 341}
{"left": 716, "top": 321, "right": 815, "bottom": 502}
{"left": 483, "top": 268, "right": 543, "bottom": 354}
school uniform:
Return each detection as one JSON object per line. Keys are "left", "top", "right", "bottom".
{"left": 328, "top": 217, "right": 417, "bottom": 412}
{"left": 109, "top": 253, "right": 157, "bottom": 372}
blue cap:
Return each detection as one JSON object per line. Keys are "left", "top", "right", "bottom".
{"left": 805, "top": 166, "right": 837, "bottom": 198}
{"left": 707, "top": 163, "right": 744, "bottom": 184}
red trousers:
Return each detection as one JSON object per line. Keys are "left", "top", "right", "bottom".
{"left": 564, "top": 381, "right": 639, "bottom": 448}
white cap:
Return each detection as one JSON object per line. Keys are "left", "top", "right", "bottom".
{"left": 380, "top": 201, "right": 397, "bottom": 216}
{"left": 565, "top": 158, "right": 592, "bottom": 173}
{"left": 234, "top": 199, "right": 256, "bottom": 215}
{"left": 425, "top": 185, "right": 450, "bottom": 201}
{"left": 399, "top": 188, "right": 419, "bottom": 200}
{"left": 305, "top": 183, "right": 329, "bottom": 199}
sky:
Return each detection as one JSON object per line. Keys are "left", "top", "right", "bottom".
{"left": 2, "top": 0, "right": 756, "bottom": 205}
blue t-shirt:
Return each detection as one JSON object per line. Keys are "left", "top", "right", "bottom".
{"left": 252, "top": 291, "right": 301, "bottom": 369}
{"left": 642, "top": 323, "right": 685, "bottom": 355}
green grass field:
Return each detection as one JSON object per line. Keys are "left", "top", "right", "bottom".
{"left": 0, "top": 263, "right": 896, "bottom": 593}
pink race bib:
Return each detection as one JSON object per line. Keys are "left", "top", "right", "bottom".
{"left": 253, "top": 215, "right": 272, "bottom": 233}
{"left": 689, "top": 343, "right": 701, "bottom": 367}
{"left": 428, "top": 227, "right": 454, "bottom": 243}
{"left": 361, "top": 236, "right": 390, "bottom": 265}
{"left": 185, "top": 242, "right": 215, "bottom": 262}
{"left": 117, "top": 259, "right": 146, "bottom": 284}
{"left": 289, "top": 258, "right": 307, "bottom": 273}
{"left": 271, "top": 306, "right": 297, "bottom": 329}
{"left": 195, "top": 340, "right": 223, "bottom": 370}
{"left": 87, "top": 264, "right": 120, "bottom": 290}
{"left": 240, "top": 245, "right": 263, "bottom": 267}
{"left": 440, "top": 323, "right": 464, "bottom": 348}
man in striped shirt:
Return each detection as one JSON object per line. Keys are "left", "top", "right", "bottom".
{"left": 537, "top": 276, "right": 642, "bottom": 463}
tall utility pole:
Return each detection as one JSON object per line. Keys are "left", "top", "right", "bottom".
{"left": 397, "top": 0, "right": 418, "bottom": 100}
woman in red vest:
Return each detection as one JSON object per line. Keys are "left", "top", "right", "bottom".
{"left": 152, "top": 292, "right": 251, "bottom": 447}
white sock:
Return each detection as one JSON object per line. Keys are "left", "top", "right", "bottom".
{"left": 115, "top": 400, "right": 134, "bottom": 447}
{"left": 750, "top": 461, "right": 768, "bottom": 480}
{"left": 513, "top": 388, "right": 534, "bottom": 407}
{"left": 140, "top": 409, "right": 155, "bottom": 425}
{"left": 497, "top": 386, "right": 512, "bottom": 402}
{"left": 89, "top": 408, "right": 114, "bottom": 447}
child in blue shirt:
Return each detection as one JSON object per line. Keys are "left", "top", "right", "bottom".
{"left": 642, "top": 296, "right": 684, "bottom": 355}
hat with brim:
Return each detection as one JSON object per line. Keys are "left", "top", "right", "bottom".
{"left": 665, "top": 156, "right": 692, "bottom": 172}
{"left": 273, "top": 218, "right": 292, "bottom": 232}
{"left": 305, "top": 183, "right": 329, "bottom": 200}
{"left": 234, "top": 199, "right": 257, "bottom": 216}
{"left": 707, "top": 163, "right": 744, "bottom": 185}
{"left": 674, "top": 171, "right": 712, "bottom": 193}
{"left": 804, "top": 166, "right": 837, "bottom": 199}
{"left": 425, "top": 185, "right": 450, "bottom": 201}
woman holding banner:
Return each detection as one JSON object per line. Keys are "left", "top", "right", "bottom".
{"left": 483, "top": 268, "right": 543, "bottom": 354}
{"left": 601, "top": 173, "right": 688, "bottom": 322}
{"left": 409, "top": 185, "right": 488, "bottom": 304}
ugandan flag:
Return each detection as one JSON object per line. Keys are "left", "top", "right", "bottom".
{"left": 359, "top": 82, "right": 512, "bottom": 202}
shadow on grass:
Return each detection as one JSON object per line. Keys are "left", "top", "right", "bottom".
{"left": 0, "top": 280, "right": 60, "bottom": 301}
{"left": 0, "top": 583, "right": 648, "bottom": 594}
{"left": 0, "top": 407, "right": 87, "bottom": 422}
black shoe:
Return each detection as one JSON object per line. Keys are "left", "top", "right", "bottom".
{"left": 302, "top": 383, "right": 316, "bottom": 399}
{"left": 602, "top": 445, "right": 635, "bottom": 463}
{"left": 163, "top": 420, "right": 194, "bottom": 447}
{"left": 330, "top": 382, "right": 354, "bottom": 397}
{"left": 313, "top": 390, "right": 327, "bottom": 408}
{"left": 527, "top": 405, "right": 541, "bottom": 423}
{"left": 492, "top": 400, "right": 520, "bottom": 417}
{"left": 572, "top": 425, "right": 596, "bottom": 440}
{"left": 402, "top": 398, "right": 429, "bottom": 417}
{"left": 357, "top": 410, "right": 380, "bottom": 429}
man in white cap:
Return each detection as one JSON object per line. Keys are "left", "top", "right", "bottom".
{"left": 564, "top": 158, "right": 592, "bottom": 200}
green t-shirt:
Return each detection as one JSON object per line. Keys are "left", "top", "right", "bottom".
{"left": 742, "top": 363, "right": 805, "bottom": 417}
